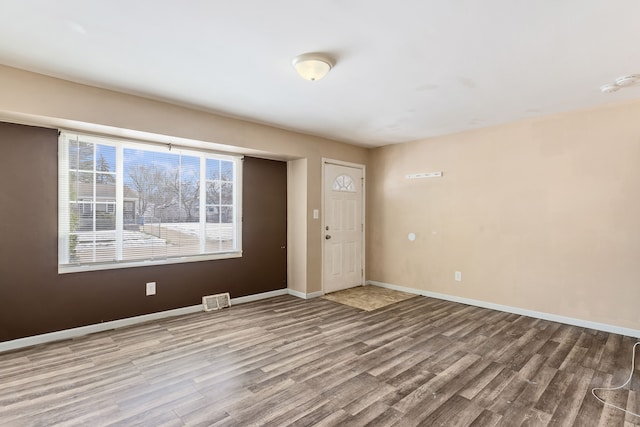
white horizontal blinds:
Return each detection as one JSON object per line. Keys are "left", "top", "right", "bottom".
{"left": 62, "top": 135, "right": 118, "bottom": 265}
{"left": 58, "top": 132, "right": 241, "bottom": 272}
{"left": 205, "top": 158, "right": 236, "bottom": 253}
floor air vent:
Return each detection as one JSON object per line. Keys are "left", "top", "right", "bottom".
{"left": 202, "top": 293, "right": 231, "bottom": 312}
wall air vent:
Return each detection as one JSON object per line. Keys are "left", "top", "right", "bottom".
{"left": 202, "top": 293, "right": 231, "bottom": 311}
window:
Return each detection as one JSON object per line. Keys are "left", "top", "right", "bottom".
{"left": 58, "top": 132, "right": 243, "bottom": 273}
{"left": 332, "top": 174, "right": 356, "bottom": 192}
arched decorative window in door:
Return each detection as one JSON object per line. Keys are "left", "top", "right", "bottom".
{"left": 332, "top": 174, "right": 356, "bottom": 192}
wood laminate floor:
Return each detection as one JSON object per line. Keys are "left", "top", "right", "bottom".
{"left": 0, "top": 294, "right": 639, "bottom": 426}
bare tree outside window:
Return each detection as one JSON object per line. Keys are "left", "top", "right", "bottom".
{"left": 128, "top": 164, "right": 164, "bottom": 219}
{"left": 165, "top": 166, "right": 200, "bottom": 222}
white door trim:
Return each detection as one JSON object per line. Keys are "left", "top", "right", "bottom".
{"left": 321, "top": 158, "right": 366, "bottom": 294}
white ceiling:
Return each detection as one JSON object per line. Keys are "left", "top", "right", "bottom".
{"left": 1, "top": 1, "right": 639, "bottom": 148}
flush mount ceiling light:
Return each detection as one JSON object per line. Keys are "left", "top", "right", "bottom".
{"left": 292, "top": 53, "right": 334, "bottom": 81}
{"left": 601, "top": 74, "right": 640, "bottom": 93}
{"left": 615, "top": 74, "right": 640, "bottom": 87}
{"left": 600, "top": 84, "right": 620, "bottom": 93}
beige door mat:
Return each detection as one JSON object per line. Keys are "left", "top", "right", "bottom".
{"left": 322, "top": 285, "right": 416, "bottom": 311}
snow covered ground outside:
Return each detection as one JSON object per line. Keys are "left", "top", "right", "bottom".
{"left": 163, "top": 222, "right": 234, "bottom": 240}
{"left": 74, "top": 223, "right": 233, "bottom": 249}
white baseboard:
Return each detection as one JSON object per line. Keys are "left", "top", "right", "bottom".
{"left": 306, "top": 290, "right": 325, "bottom": 299}
{"left": 367, "top": 280, "right": 640, "bottom": 339}
{"left": 12, "top": 282, "right": 632, "bottom": 354}
{"left": 287, "top": 289, "right": 324, "bottom": 299}
{"left": 231, "top": 289, "right": 288, "bottom": 304}
{"left": 0, "top": 288, "right": 288, "bottom": 353}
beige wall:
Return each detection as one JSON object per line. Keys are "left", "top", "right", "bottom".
{"left": 368, "top": 100, "right": 640, "bottom": 330}
{"left": 287, "top": 158, "right": 307, "bottom": 293}
{"left": 0, "top": 65, "right": 368, "bottom": 295}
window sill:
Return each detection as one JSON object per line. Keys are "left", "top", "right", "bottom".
{"left": 58, "top": 251, "right": 243, "bottom": 274}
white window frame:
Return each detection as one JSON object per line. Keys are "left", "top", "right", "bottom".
{"left": 58, "top": 132, "right": 243, "bottom": 274}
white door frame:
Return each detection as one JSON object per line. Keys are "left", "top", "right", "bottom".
{"left": 321, "top": 158, "right": 366, "bottom": 294}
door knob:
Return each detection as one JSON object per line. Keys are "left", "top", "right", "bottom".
{"left": 325, "top": 234, "right": 332, "bottom": 240}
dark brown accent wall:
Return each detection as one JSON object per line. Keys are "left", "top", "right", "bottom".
{"left": 0, "top": 121, "right": 287, "bottom": 342}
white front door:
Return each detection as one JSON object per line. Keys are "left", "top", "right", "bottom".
{"left": 323, "top": 162, "right": 364, "bottom": 294}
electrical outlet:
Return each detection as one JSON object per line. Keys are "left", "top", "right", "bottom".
{"left": 454, "top": 271, "right": 462, "bottom": 282}
{"left": 146, "top": 282, "right": 156, "bottom": 296}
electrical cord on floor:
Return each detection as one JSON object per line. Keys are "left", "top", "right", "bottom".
{"left": 592, "top": 341, "right": 640, "bottom": 418}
